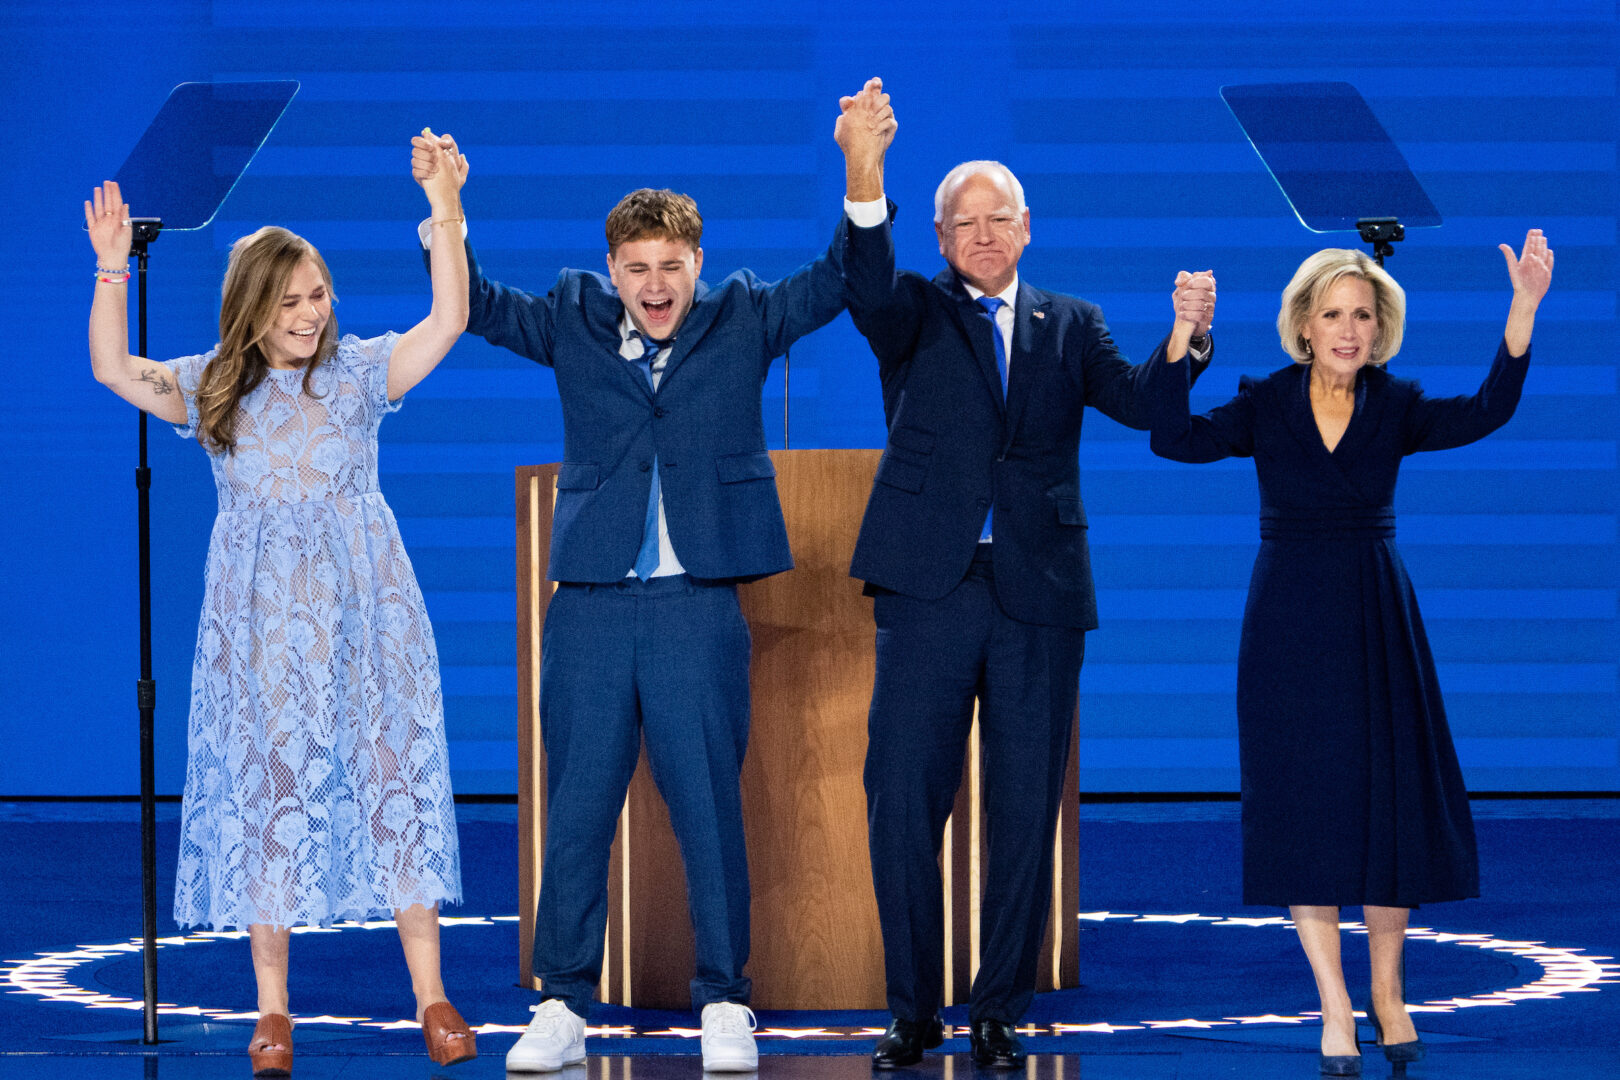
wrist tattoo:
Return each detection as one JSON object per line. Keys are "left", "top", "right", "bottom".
{"left": 135, "top": 368, "right": 175, "bottom": 396}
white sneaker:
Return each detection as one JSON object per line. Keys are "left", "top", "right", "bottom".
{"left": 700, "top": 1001, "right": 758, "bottom": 1072}
{"left": 505, "top": 998, "right": 586, "bottom": 1072}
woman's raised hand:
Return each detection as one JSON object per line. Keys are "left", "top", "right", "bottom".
{"left": 85, "top": 181, "right": 133, "bottom": 269}
{"left": 1500, "top": 228, "right": 1553, "bottom": 305}
{"left": 412, "top": 128, "right": 468, "bottom": 208}
{"left": 1501, "top": 229, "right": 1553, "bottom": 357}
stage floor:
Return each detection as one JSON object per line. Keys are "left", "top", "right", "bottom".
{"left": 3, "top": 798, "right": 1616, "bottom": 1078}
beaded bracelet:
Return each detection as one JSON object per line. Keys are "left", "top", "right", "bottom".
{"left": 96, "top": 264, "right": 130, "bottom": 274}
{"left": 97, "top": 271, "right": 131, "bottom": 284}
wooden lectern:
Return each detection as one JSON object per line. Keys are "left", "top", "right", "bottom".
{"left": 515, "top": 449, "right": 1078, "bottom": 1010}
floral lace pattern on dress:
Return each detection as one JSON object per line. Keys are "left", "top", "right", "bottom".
{"left": 166, "top": 333, "right": 461, "bottom": 930}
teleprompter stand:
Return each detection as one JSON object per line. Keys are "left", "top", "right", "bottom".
{"left": 103, "top": 80, "right": 298, "bottom": 1044}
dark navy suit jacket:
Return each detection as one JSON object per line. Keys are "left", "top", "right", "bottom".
{"left": 843, "top": 208, "right": 1206, "bottom": 629}
{"left": 455, "top": 222, "right": 848, "bottom": 583}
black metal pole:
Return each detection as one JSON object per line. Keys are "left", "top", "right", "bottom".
{"left": 132, "top": 224, "right": 161, "bottom": 1046}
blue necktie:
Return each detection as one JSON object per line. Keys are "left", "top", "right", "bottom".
{"left": 976, "top": 297, "right": 1008, "bottom": 541}
{"left": 977, "top": 295, "right": 1009, "bottom": 391}
{"left": 632, "top": 335, "right": 665, "bottom": 580}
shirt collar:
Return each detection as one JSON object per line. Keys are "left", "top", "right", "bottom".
{"left": 617, "top": 310, "right": 642, "bottom": 346}
{"left": 961, "top": 274, "right": 1019, "bottom": 310}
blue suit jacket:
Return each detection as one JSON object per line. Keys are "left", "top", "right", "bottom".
{"left": 456, "top": 222, "right": 848, "bottom": 583}
{"left": 843, "top": 207, "right": 1207, "bottom": 629}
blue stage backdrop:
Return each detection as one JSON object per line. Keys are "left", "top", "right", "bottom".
{"left": 0, "top": 1, "right": 1614, "bottom": 795}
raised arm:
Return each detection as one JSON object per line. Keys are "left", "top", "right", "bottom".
{"left": 387, "top": 129, "right": 470, "bottom": 399}
{"left": 835, "top": 78, "right": 923, "bottom": 369}
{"left": 1145, "top": 351, "right": 1257, "bottom": 463}
{"left": 837, "top": 76, "right": 894, "bottom": 204}
{"left": 1405, "top": 231, "right": 1552, "bottom": 454}
{"left": 1501, "top": 227, "right": 1552, "bottom": 358}
{"left": 1082, "top": 269, "right": 1217, "bottom": 430}
{"left": 85, "top": 181, "right": 187, "bottom": 424}
{"left": 747, "top": 80, "right": 898, "bottom": 359}
{"left": 1145, "top": 268, "right": 1252, "bottom": 461}
{"left": 413, "top": 131, "right": 558, "bottom": 366}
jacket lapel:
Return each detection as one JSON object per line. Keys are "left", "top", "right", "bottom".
{"left": 582, "top": 282, "right": 652, "bottom": 399}
{"left": 932, "top": 268, "right": 1005, "bottom": 414}
{"left": 1003, "top": 281, "right": 1049, "bottom": 447}
{"left": 654, "top": 279, "right": 714, "bottom": 388}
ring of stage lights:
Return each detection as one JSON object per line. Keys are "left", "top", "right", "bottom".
{"left": 4, "top": 912, "right": 1614, "bottom": 1039}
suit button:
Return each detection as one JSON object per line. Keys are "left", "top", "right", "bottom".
{"left": 639, "top": 461, "right": 651, "bottom": 472}
{"left": 654, "top": 407, "right": 668, "bottom": 418}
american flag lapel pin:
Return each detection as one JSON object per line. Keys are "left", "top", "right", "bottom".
{"left": 1032, "top": 311, "right": 1045, "bottom": 319}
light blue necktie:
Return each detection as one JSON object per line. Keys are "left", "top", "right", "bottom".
{"left": 976, "top": 296, "right": 1008, "bottom": 541}
{"left": 632, "top": 335, "right": 665, "bottom": 580}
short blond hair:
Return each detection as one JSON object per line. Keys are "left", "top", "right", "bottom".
{"left": 1277, "top": 248, "right": 1406, "bottom": 365}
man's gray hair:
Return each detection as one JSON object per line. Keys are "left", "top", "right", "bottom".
{"left": 934, "top": 161, "right": 1027, "bottom": 223}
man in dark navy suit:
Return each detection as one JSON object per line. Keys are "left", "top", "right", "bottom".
{"left": 834, "top": 83, "right": 1217, "bottom": 1069}
{"left": 413, "top": 104, "right": 883, "bottom": 1070}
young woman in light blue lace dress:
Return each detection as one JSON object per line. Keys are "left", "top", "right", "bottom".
{"left": 85, "top": 133, "right": 479, "bottom": 1071}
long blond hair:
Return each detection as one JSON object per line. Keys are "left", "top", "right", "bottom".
{"left": 195, "top": 227, "right": 338, "bottom": 452}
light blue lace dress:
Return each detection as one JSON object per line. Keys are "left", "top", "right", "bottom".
{"left": 165, "top": 333, "right": 462, "bottom": 930}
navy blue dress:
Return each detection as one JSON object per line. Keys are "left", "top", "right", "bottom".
{"left": 1147, "top": 342, "right": 1529, "bottom": 907}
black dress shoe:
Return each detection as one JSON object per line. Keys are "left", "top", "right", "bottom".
{"left": 871, "top": 1015, "right": 944, "bottom": 1069}
{"left": 969, "top": 1019, "right": 1026, "bottom": 1069}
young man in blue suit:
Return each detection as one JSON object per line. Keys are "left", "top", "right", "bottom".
{"left": 412, "top": 124, "right": 861, "bottom": 1072}
{"left": 835, "top": 83, "right": 1218, "bottom": 1069}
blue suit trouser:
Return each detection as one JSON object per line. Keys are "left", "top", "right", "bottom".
{"left": 864, "top": 546, "right": 1083, "bottom": 1024}
{"left": 532, "top": 574, "right": 753, "bottom": 1019}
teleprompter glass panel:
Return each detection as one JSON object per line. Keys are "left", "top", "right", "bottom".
{"left": 112, "top": 81, "right": 299, "bottom": 231}
{"left": 1220, "top": 82, "right": 1440, "bottom": 233}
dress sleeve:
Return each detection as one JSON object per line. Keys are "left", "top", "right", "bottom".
{"left": 1402, "top": 339, "right": 1530, "bottom": 454}
{"left": 335, "top": 331, "right": 404, "bottom": 415}
{"left": 1071, "top": 316, "right": 1212, "bottom": 432}
{"left": 160, "top": 350, "right": 212, "bottom": 441}
{"left": 1145, "top": 349, "right": 1257, "bottom": 463}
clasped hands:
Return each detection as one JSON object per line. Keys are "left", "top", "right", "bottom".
{"left": 411, "top": 128, "right": 469, "bottom": 205}
{"left": 1167, "top": 269, "right": 1216, "bottom": 361}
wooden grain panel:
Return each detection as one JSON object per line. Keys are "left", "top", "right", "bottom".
{"left": 1039, "top": 717, "right": 1081, "bottom": 990}
{"left": 621, "top": 746, "right": 696, "bottom": 1005}
{"left": 735, "top": 449, "right": 886, "bottom": 1009}
{"left": 516, "top": 464, "right": 559, "bottom": 991}
{"left": 516, "top": 450, "right": 1077, "bottom": 1009}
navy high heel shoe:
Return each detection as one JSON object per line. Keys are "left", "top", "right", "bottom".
{"left": 1367, "top": 1001, "right": 1427, "bottom": 1068}
{"left": 1317, "top": 1014, "right": 1362, "bottom": 1077}
{"left": 1319, "top": 1052, "right": 1363, "bottom": 1077}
